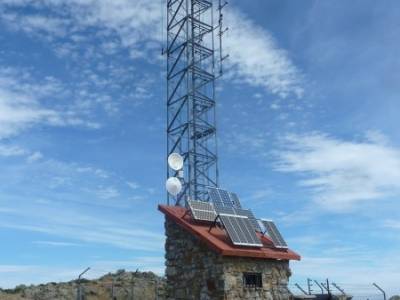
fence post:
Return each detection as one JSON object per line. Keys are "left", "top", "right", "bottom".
{"left": 76, "top": 267, "right": 90, "bottom": 300}
{"left": 307, "top": 278, "right": 313, "bottom": 295}
{"left": 373, "top": 283, "right": 386, "bottom": 300}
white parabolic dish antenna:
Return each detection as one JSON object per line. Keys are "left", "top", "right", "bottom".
{"left": 166, "top": 177, "right": 182, "bottom": 196}
{"left": 168, "top": 153, "right": 184, "bottom": 171}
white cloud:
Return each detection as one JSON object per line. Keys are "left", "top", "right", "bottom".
{"left": 0, "top": 0, "right": 162, "bottom": 58}
{"left": 0, "top": 153, "right": 150, "bottom": 210}
{"left": 0, "top": 12, "right": 69, "bottom": 37}
{"left": 274, "top": 132, "right": 400, "bottom": 211}
{"left": 1, "top": 1, "right": 303, "bottom": 99}
{"left": 0, "top": 144, "right": 26, "bottom": 156}
{"left": 0, "top": 1, "right": 161, "bottom": 124}
{"left": 0, "top": 265, "right": 39, "bottom": 274}
{"left": 0, "top": 205, "right": 164, "bottom": 252}
{"left": 76, "top": 166, "right": 109, "bottom": 179}
{"left": 270, "top": 102, "right": 281, "bottom": 110}
{"left": 0, "top": 67, "right": 99, "bottom": 139}
{"left": 127, "top": 181, "right": 140, "bottom": 190}
{"left": 383, "top": 219, "right": 400, "bottom": 230}
{"left": 224, "top": 8, "right": 304, "bottom": 99}
{"left": 0, "top": 89, "right": 57, "bottom": 139}
{"left": 0, "top": 145, "right": 44, "bottom": 163}
{"left": 32, "top": 240, "right": 80, "bottom": 247}
{"left": 96, "top": 186, "right": 120, "bottom": 199}
{"left": 0, "top": 153, "right": 162, "bottom": 253}
{"left": 225, "top": 131, "right": 269, "bottom": 154}
{"left": 27, "top": 151, "right": 43, "bottom": 163}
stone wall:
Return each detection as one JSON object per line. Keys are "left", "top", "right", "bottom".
{"left": 164, "top": 217, "right": 293, "bottom": 300}
{"left": 223, "top": 257, "right": 292, "bottom": 300}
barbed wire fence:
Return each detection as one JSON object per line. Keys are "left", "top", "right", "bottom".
{"left": 289, "top": 279, "right": 392, "bottom": 300}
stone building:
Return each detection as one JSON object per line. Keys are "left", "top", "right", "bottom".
{"left": 159, "top": 205, "right": 301, "bottom": 300}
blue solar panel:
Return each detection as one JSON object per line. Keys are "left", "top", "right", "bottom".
{"left": 209, "top": 187, "right": 221, "bottom": 203}
{"left": 208, "top": 187, "right": 262, "bottom": 235}
{"left": 208, "top": 188, "right": 262, "bottom": 247}
{"left": 235, "top": 208, "right": 262, "bottom": 232}
{"left": 219, "top": 214, "right": 262, "bottom": 247}
{"left": 208, "top": 187, "right": 240, "bottom": 208}
{"left": 219, "top": 189, "right": 233, "bottom": 206}
{"left": 261, "top": 219, "right": 288, "bottom": 248}
{"left": 187, "top": 200, "right": 217, "bottom": 222}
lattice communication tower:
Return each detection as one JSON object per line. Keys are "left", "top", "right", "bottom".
{"left": 165, "top": 0, "right": 227, "bottom": 205}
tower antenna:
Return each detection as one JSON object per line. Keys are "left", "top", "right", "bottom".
{"left": 217, "top": 0, "right": 229, "bottom": 76}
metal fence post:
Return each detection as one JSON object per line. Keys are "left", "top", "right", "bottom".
{"left": 373, "top": 283, "right": 386, "bottom": 300}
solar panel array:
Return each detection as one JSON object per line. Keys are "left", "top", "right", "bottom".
{"left": 186, "top": 187, "right": 289, "bottom": 249}
{"left": 261, "top": 219, "right": 288, "bottom": 248}
{"left": 187, "top": 199, "right": 217, "bottom": 222}
{"left": 208, "top": 187, "right": 261, "bottom": 232}
{"left": 219, "top": 214, "right": 263, "bottom": 247}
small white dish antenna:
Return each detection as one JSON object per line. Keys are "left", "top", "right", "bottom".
{"left": 168, "top": 153, "right": 184, "bottom": 171}
{"left": 166, "top": 177, "right": 182, "bottom": 196}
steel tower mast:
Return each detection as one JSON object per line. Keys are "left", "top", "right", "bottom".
{"left": 166, "top": 0, "right": 226, "bottom": 205}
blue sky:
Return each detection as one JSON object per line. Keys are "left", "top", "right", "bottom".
{"left": 0, "top": 0, "right": 399, "bottom": 298}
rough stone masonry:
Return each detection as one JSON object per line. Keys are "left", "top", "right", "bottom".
{"left": 164, "top": 218, "right": 293, "bottom": 300}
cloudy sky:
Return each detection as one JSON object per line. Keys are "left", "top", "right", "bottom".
{"left": 0, "top": 0, "right": 399, "bottom": 297}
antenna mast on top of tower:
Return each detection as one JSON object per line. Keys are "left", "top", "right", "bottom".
{"left": 166, "top": 0, "right": 227, "bottom": 205}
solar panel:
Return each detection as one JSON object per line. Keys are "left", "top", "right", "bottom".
{"left": 261, "top": 219, "right": 288, "bottom": 248}
{"left": 187, "top": 200, "right": 217, "bottom": 222}
{"left": 208, "top": 187, "right": 260, "bottom": 229}
{"left": 219, "top": 189, "right": 233, "bottom": 206}
{"left": 219, "top": 214, "right": 263, "bottom": 247}
{"left": 230, "top": 192, "right": 242, "bottom": 208}
{"left": 234, "top": 208, "right": 262, "bottom": 232}
{"left": 208, "top": 187, "right": 221, "bottom": 203}
{"left": 208, "top": 187, "right": 241, "bottom": 209}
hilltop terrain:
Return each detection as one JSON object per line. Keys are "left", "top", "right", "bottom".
{"left": 0, "top": 270, "right": 166, "bottom": 300}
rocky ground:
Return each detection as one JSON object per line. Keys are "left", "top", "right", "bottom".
{"left": 0, "top": 270, "right": 166, "bottom": 300}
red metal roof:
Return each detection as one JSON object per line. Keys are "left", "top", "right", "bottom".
{"left": 159, "top": 205, "right": 301, "bottom": 261}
